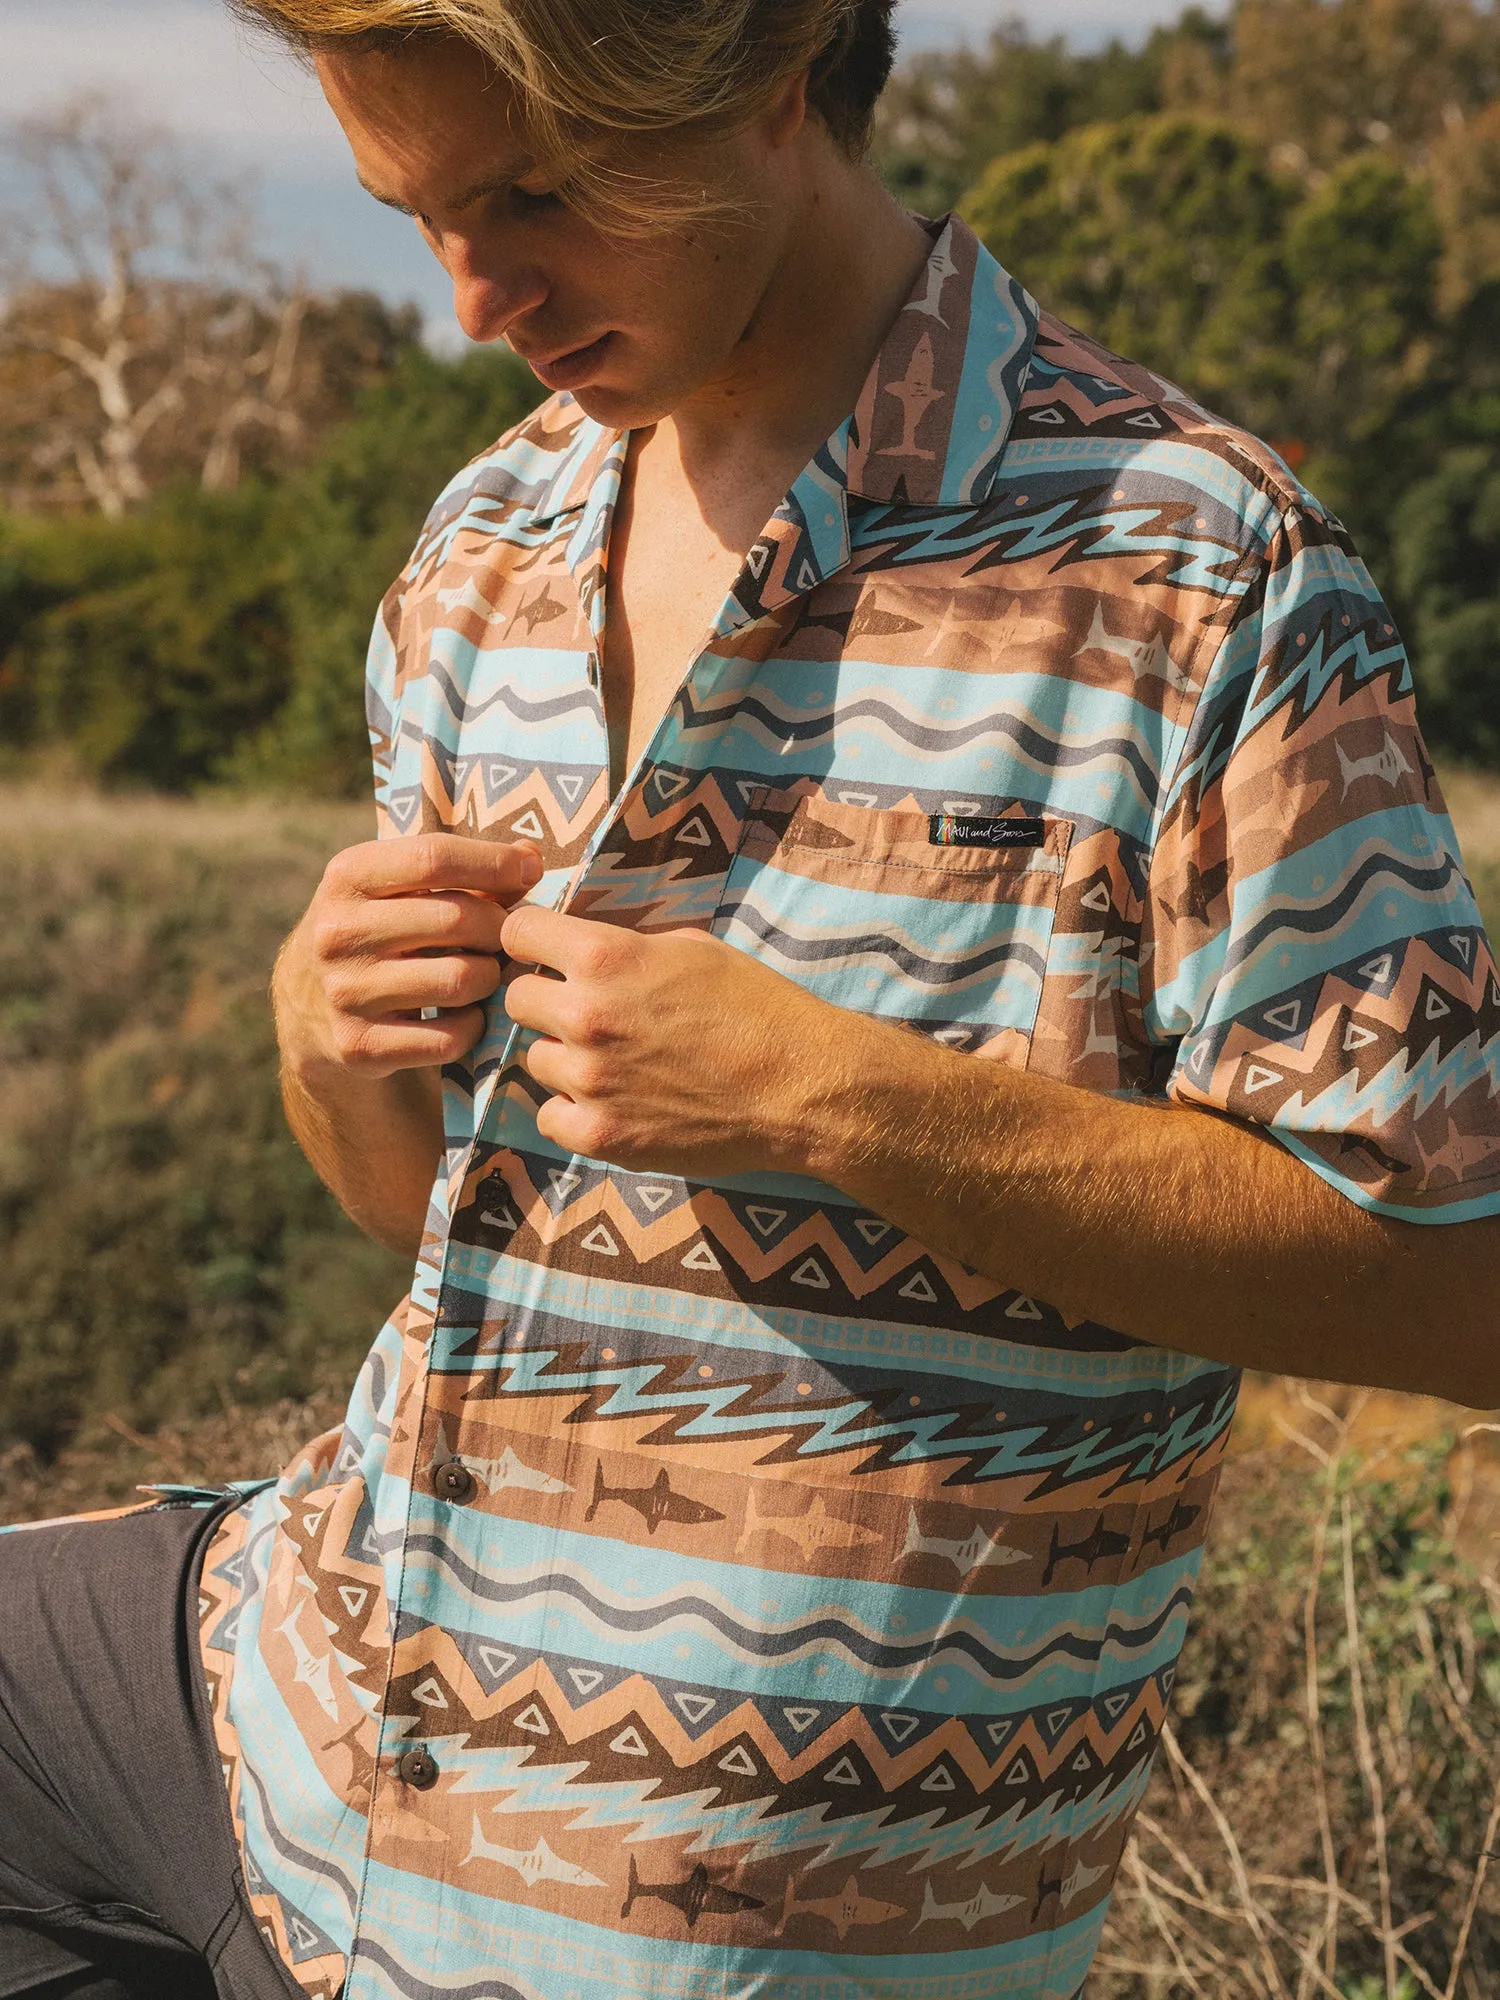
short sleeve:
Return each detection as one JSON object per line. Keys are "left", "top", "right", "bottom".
{"left": 1142, "top": 502, "right": 1500, "bottom": 1224}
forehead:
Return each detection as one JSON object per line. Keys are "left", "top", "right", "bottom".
{"left": 315, "top": 39, "right": 531, "bottom": 197}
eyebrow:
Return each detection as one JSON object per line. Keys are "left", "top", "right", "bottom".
{"left": 356, "top": 167, "right": 533, "bottom": 216}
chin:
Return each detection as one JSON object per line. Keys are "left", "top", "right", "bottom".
{"left": 566, "top": 379, "right": 680, "bottom": 428}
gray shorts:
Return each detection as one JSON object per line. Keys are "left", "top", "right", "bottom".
{"left": 0, "top": 1499, "right": 304, "bottom": 2000}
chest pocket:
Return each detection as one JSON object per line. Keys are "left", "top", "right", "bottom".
{"left": 714, "top": 789, "right": 1073, "bottom": 1063}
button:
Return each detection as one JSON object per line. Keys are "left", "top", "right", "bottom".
{"left": 396, "top": 1747, "right": 439, "bottom": 1791}
{"left": 434, "top": 1459, "right": 477, "bottom": 1503}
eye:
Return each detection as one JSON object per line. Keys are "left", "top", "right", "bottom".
{"left": 510, "top": 181, "right": 563, "bottom": 218}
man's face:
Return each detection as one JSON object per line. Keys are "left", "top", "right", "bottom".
{"left": 316, "top": 38, "right": 803, "bottom": 428}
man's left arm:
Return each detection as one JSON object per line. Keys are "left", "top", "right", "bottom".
{"left": 500, "top": 914, "right": 1500, "bottom": 1410}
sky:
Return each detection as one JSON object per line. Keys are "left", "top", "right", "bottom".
{"left": 0, "top": 0, "right": 1228, "bottom": 342}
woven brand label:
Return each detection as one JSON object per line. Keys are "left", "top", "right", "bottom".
{"left": 928, "top": 815, "right": 1047, "bottom": 851}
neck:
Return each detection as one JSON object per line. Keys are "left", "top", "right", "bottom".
{"left": 663, "top": 165, "right": 932, "bottom": 484}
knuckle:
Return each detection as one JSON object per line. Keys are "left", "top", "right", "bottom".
{"left": 571, "top": 1052, "right": 612, "bottom": 1098}
{"left": 407, "top": 836, "right": 449, "bottom": 888}
{"left": 574, "top": 1109, "right": 616, "bottom": 1160}
{"left": 310, "top": 912, "right": 358, "bottom": 962}
{"left": 572, "top": 1001, "right": 612, "bottom": 1049}
{"left": 427, "top": 896, "right": 470, "bottom": 943}
{"left": 331, "top": 1017, "right": 376, "bottom": 1065}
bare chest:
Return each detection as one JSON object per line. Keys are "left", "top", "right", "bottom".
{"left": 600, "top": 439, "right": 788, "bottom": 788}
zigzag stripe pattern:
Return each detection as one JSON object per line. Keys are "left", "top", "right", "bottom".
{"left": 197, "top": 216, "right": 1500, "bottom": 2000}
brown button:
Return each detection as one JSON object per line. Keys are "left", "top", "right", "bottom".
{"left": 434, "top": 1459, "right": 477, "bottom": 1504}
{"left": 396, "top": 1747, "right": 439, "bottom": 1791}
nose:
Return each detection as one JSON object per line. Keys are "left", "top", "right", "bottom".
{"left": 438, "top": 228, "right": 549, "bottom": 346}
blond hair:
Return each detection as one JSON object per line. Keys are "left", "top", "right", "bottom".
{"left": 228, "top": 0, "right": 898, "bottom": 231}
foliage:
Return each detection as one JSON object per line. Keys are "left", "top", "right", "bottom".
{"left": 1390, "top": 448, "right": 1500, "bottom": 766}
{"left": 0, "top": 484, "right": 290, "bottom": 789}
{"left": 0, "top": 343, "right": 542, "bottom": 793}
{"left": 873, "top": 10, "right": 1232, "bottom": 218}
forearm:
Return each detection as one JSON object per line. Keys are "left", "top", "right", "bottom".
{"left": 797, "top": 1014, "right": 1493, "bottom": 1405}
{"left": 280, "top": 1056, "right": 443, "bottom": 1257}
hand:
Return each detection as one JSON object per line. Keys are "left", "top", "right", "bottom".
{"left": 275, "top": 835, "right": 544, "bottom": 1080}
{"left": 500, "top": 909, "right": 863, "bottom": 1177}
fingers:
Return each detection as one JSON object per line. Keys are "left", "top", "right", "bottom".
{"left": 501, "top": 906, "right": 641, "bottom": 979}
{"left": 315, "top": 890, "right": 513, "bottom": 962}
{"left": 325, "top": 834, "right": 545, "bottom": 904}
{"left": 329, "top": 952, "right": 506, "bottom": 1022}
{"left": 321, "top": 1004, "right": 489, "bottom": 1077}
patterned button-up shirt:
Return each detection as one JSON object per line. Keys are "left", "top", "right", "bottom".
{"left": 198, "top": 217, "right": 1500, "bottom": 2000}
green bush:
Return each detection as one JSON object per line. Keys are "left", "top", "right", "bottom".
{"left": 0, "top": 344, "right": 543, "bottom": 796}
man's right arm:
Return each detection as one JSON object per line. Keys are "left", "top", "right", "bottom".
{"left": 272, "top": 833, "right": 543, "bottom": 1257}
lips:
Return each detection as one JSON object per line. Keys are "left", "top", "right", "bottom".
{"left": 524, "top": 332, "right": 614, "bottom": 392}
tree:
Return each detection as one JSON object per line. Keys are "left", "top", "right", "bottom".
{"left": 873, "top": 10, "right": 1232, "bottom": 218}
{"left": 1226, "top": 0, "right": 1500, "bottom": 173}
{"left": 0, "top": 99, "right": 420, "bottom": 514}
{"left": 1389, "top": 446, "right": 1500, "bottom": 764}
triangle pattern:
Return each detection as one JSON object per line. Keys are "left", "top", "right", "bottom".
{"left": 568, "top": 1668, "right": 605, "bottom": 1698}
{"left": 476, "top": 1645, "right": 518, "bottom": 1684}
{"left": 412, "top": 1677, "right": 449, "bottom": 1710}
{"left": 513, "top": 1703, "right": 550, "bottom": 1735}
{"left": 824, "top": 1755, "right": 863, "bottom": 1787}
{"left": 791, "top": 1256, "right": 832, "bottom": 1290}
{"left": 1264, "top": 1000, "right": 1302, "bottom": 1035}
{"left": 338, "top": 1586, "right": 370, "bottom": 1619}
{"left": 1080, "top": 882, "right": 1112, "bottom": 914}
{"left": 581, "top": 1223, "right": 621, "bottom": 1257}
{"left": 1344, "top": 1022, "right": 1380, "bottom": 1053}
{"left": 920, "top": 1764, "right": 957, "bottom": 1793}
{"left": 855, "top": 1217, "right": 894, "bottom": 1246}
{"left": 718, "top": 1744, "right": 760, "bottom": 1778}
{"left": 674, "top": 1692, "right": 718, "bottom": 1725}
{"left": 675, "top": 815, "right": 713, "bottom": 850}
{"left": 610, "top": 1725, "right": 650, "bottom": 1757}
{"left": 747, "top": 1205, "right": 788, "bottom": 1239}
{"left": 783, "top": 1705, "right": 823, "bottom": 1734}
{"left": 1006, "top": 1296, "right": 1044, "bottom": 1321}
{"left": 1242, "top": 1063, "right": 1284, "bottom": 1095}
{"left": 880, "top": 1712, "right": 922, "bottom": 1745}
{"left": 682, "top": 1241, "right": 722, "bottom": 1273}
{"left": 510, "top": 810, "right": 546, "bottom": 841}
{"left": 1358, "top": 952, "right": 1395, "bottom": 988}
{"left": 899, "top": 1269, "right": 939, "bottom": 1304}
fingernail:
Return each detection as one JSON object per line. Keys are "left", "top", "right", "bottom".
{"left": 520, "top": 851, "right": 544, "bottom": 887}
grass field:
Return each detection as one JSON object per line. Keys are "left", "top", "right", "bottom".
{"left": 1, "top": 774, "right": 1498, "bottom": 1995}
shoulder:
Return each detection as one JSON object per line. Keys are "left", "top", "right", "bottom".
{"left": 403, "top": 389, "right": 606, "bottom": 582}
{"left": 1011, "top": 306, "right": 1336, "bottom": 559}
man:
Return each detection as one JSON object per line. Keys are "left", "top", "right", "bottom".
{"left": 2, "top": 3, "right": 1497, "bottom": 1999}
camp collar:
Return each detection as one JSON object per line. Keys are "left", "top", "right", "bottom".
{"left": 529, "top": 214, "right": 1040, "bottom": 538}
